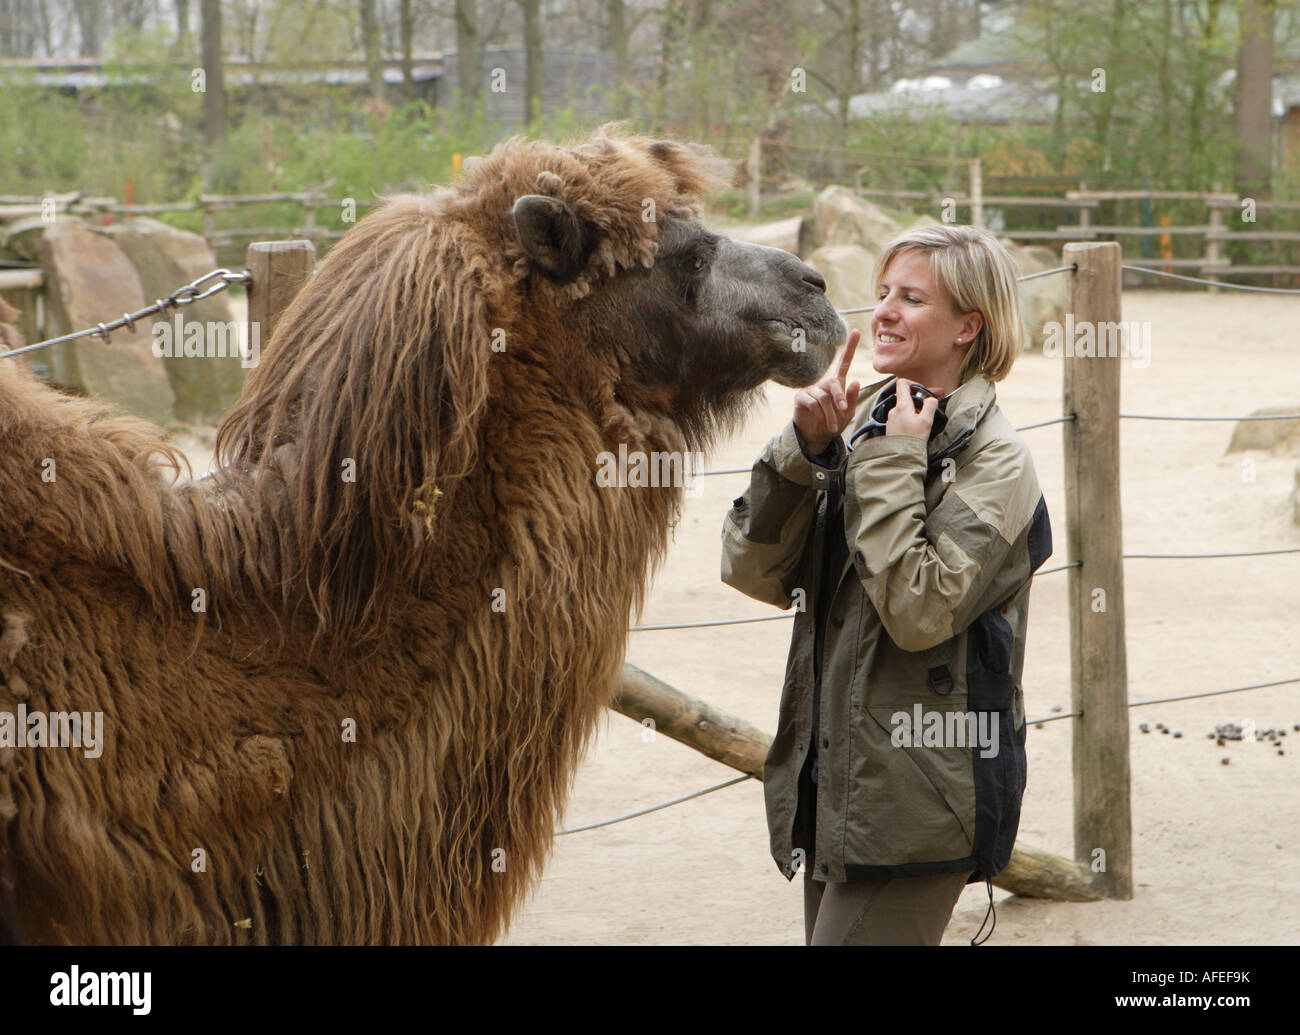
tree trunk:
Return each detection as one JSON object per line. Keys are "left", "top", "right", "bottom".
{"left": 456, "top": 0, "right": 482, "bottom": 123}
{"left": 1234, "top": 0, "right": 1275, "bottom": 197}
{"left": 73, "top": 0, "right": 99, "bottom": 56}
{"left": 1156, "top": 0, "right": 1173, "bottom": 175}
{"left": 360, "top": 0, "right": 385, "bottom": 101}
{"left": 1188, "top": 0, "right": 1223, "bottom": 185}
{"left": 836, "top": 0, "right": 861, "bottom": 182}
{"left": 176, "top": 0, "right": 191, "bottom": 47}
{"left": 400, "top": 0, "right": 415, "bottom": 101}
{"left": 1090, "top": 0, "right": 1126, "bottom": 170}
{"left": 200, "top": 0, "right": 227, "bottom": 185}
{"left": 520, "top": 0, "right": 542, "bottom": 127}
{"left": 608, "top": 0, "right": 629, "bottom": 117}
{"left": 653, "top": 0, "right": 683, "bottom": 133}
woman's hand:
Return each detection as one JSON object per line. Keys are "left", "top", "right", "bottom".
{"left": 794, "top": 327, "right": 862, "bottom": 456}
{"left": 886, "top": 376, "right": 945, "bottom": 439}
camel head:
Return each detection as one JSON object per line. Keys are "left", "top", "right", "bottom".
{"left": 512, "top": 196, "right": 844, "bottom": 417}
{"left": 500, "top": 132, "right": 845, "bottom": 446}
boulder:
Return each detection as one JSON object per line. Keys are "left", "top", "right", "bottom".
{"left": 799, "top": 186, "right": 903, "bottom": 258}
{"left": 36, "top": 221, "right": 175, "bottom": 425}
{"left": 1006, "top": 241, "right": 1066, "bottom": 353}
{"left": 720, "top": 216, "right": 802, "bottom": 256}
{"left": 1, "top": 215, "right": 49, "bottom": 263}
{"left": 806, "top": 244, "right": 878, "bottom": 314}
{"left": 1225, "top": 407, "right": 1300, "bottom": 455}
{"left": 96, "top": 217, "right": 247, "bottom": 422}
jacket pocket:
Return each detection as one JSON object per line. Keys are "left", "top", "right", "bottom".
{"left": 966, "top": 608, "right": 1015, "bottom": 712}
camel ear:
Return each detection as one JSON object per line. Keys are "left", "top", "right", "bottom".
{"left": 512, "top": 194, "right": 592, "bottom": 281}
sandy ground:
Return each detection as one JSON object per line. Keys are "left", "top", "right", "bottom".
{"left": 176, "top": 289, "right": 1300, "bottom": 946}
{"left": 489, "top": 289, "right": 1300, "bottom": 946}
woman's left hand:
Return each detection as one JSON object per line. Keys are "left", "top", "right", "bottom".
{"left": 885, "top": 377, "right": 945, "bottom": 438}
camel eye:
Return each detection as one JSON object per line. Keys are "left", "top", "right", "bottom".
{"left": 687, "top": 254, "right": 706, "bottom": 272}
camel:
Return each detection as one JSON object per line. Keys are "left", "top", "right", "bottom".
{"left": 0, "top": 126, "right": 844, "bottom": 944}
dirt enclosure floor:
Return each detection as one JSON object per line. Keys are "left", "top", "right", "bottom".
{"left": 491, "top": 289, "right": 1300, "bottom": 946}
{"left": 190, "top": 289, "right": 1299, "bottom": 945}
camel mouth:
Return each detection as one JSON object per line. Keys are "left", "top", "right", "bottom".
{"left": 761, "top": 314, "right": 846, "bottom": 388}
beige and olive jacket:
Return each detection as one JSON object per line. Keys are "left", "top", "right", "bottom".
{"left": 721, "top": 373, "right": 1052, "bottom": 884}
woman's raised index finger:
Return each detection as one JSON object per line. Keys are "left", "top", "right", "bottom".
{"left": 836, "top": 327, "right": 861, "bottom": 383}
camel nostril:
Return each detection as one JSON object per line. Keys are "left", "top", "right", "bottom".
{"left": 802, "top": 269, "right": 827, "bottom": 293}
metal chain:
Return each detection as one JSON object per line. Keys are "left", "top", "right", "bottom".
{"left": 0, "top": 268, "right": 251, "bottom": 362}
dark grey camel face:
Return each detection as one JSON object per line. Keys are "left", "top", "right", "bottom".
{"left": 512, "top": 195, "right": 845, "bottom": 437}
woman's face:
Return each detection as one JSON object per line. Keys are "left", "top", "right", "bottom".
{"left": 870, "top": 249, "right": 982, "bottom": 396}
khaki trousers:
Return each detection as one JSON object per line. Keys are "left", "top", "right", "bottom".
{"left": 802, "top": 860, "right": 973, "bottom": 945}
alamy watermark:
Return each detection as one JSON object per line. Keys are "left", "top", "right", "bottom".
{"left": 151, "top": 314, "right": 260, "bottom": 368}
{"left": 0, "top": 704, "right": 104, "bottom": 758}
{"left": 595, "top": 444, "right": 706, "bottom": 498}
{"left": 890, "top": 704, "right": 999, "bottom": 758}
{"left": 50, "top": 966, "right": 150, "bottom": 1015}
{"left": 1041, "top": 315, "right": 1152, "bottom": 368}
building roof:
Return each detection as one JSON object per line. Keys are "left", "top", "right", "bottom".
{"left": 848, "top": 74, "right": 1057, "bottom": 125}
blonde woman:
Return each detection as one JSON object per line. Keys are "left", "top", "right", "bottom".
{"left": 723, "top": 224, "right": 1053, "bottom": 945}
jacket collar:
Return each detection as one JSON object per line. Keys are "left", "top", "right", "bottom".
{"left": 850, "top": 372, "right": 996, "bottom": 462}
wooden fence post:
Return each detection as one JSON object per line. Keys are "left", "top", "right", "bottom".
{"left": 1206, "top": 197, "right": 1223, "bottom": 294}
{"left": 1062, "top": 241, "right": 1134, "bottom": 901}
{"left": 246, "top": 241, "right": 316, "bottom": 348}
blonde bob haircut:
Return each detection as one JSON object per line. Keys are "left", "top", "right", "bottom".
{"left": 871, "top": 223, "right": 1023, "bottom": 384}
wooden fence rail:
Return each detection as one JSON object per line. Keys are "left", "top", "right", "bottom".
{"left": 0, "top": 189, "right": 381, "bottom": 253}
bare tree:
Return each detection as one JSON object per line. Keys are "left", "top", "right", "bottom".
{"left": 519, "top": 0, "right": 541, "bottom": 125}
{"left": 400, "top": 0, "right": 415, "bottom": 99}
{"left": 1234, "top": 0, "right": 1275, "bottom": 196}
{"left": 456, "top": 0, "right": 483, "bottom": 120}
{"left": 74, "top": 0, "right": 100, "bottom": 55}
{"left": 652, "top": 0, "right": 683, "bottom": 131}
{"left": 360, "top": 0, "right": 385, "bottom": 100}
{"left": 606, "top": 0, "right": 629, "bottom": 113}
{"left": 176, "top": 0, "right": 191, "bottom": 48}
{"left": 201, "top": 0, "right": 227, "bottom": 184}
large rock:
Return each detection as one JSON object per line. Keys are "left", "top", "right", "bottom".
{"left": 799, "top": 186, "right": 903, "bottom": 258}
{"left": 36, "top": 220, "right": 175, "bottom": 425}
{"left": 1225, "top": 407, "right": 1300, "bottom": 455}
{"left": 806, "top": 244, "right": 878, "bottom": 314}
{"left": 97, "top": 217, "right": 246, "bottom": 422}
{"left": 1006, "top": 241, "right": 1067, "bottom": 352}
{"left": 0, "top": 215, "right": 48, "bottom": 262}
{"left": 720, "top": 216, "right": 802, "bottom": 256}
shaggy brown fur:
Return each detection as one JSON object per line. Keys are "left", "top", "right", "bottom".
{"left": 0, "top": 126, "right": 841, "bottom": 944}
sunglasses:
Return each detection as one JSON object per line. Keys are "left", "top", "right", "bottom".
{"left": 849, "top": 382, "right": 949, "bottom": 449}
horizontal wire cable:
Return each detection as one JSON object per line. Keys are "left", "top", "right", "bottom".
{"left": 563, "top": 674, "right": 1299, "bottom": 834}
{"left": 1121, "top": 264, "right": 1300, "bottom": 293}
{"left": 1124, "top": 547, "right": 1300, "bottom": 559}
{"left": 629, "top": 613, "right": 795, "bottom": 632}
{"left": 1029, "top": 675, "right": 1300, "bottom": 726}
{"left": 555, "top": 773, "right": 756, "bottom": 835}
{"left": 1122, "top": 412, "right": 1300, "bottom": 421}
